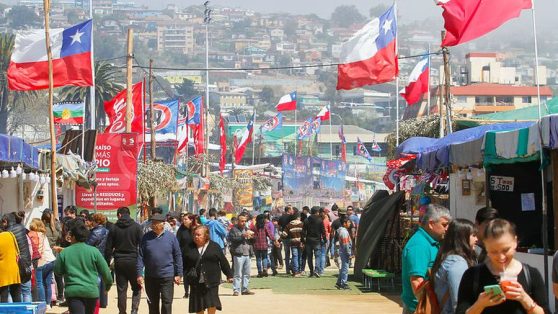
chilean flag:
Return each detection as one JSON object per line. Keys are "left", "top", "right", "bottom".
{"left": 337, "top": 5, "right": 398, "bottom": 90}
{"left": 316, "top": 105, "right": 330, "bottom": 121}
{"left": 338, "top": 125, "right": 347, "bottom": 162}
{"left": 438, "top": 0, "right": 532, "bottom": 47}
{"left": 234, "top": 112, "right": 255, "bottom": 164}
{"left": 275, "top": 91, "right": 297, "bottom": 111}
{"left": 8, "top": 20, "right": 93, "bottom": 91}
{"left": 400, "top": 56, "right": 429, "bottom": 106}
{"left": 219, "top": 114, "right": 227, "bottom": 174}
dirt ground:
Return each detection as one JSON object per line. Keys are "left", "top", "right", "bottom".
{"left": 48, "top": 265, "right": 403, "bottom": 314}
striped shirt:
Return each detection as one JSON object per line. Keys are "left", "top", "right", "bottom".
{"left": 338, "top": 226, "right": 351, "bottom": 254}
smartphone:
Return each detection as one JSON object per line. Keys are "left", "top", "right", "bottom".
{"left": 484, "top": 284, "right": 504, "bottom": 296}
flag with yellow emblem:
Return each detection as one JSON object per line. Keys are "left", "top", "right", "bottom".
{"left": 53, "top": 102, "right": 85, "bottom": 125}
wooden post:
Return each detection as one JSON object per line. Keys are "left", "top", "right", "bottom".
{"left": 44, "top": 0, "right": 58, "bottom": 218}
{"left": 149, "top": 59, "right": 155, "bottom": 160}
{"left": 125, "top": 28, "right": 133, "bottom": 133}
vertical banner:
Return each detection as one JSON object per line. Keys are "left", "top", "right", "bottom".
{"left": 75, "top": 133, "right": 141, "bottom": 221}
{"left": 233, "top": 169, "right": 253, "bottom": 210}
{"left": 145, "top": 99, "right": 179, "bottom": 141}
{"left": 282, "top": 154, "right": 313, "bottom": 196}
{"left": 319, "top": 159, "right": 347, "bottom": 198}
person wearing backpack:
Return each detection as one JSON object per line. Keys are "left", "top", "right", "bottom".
{"left": 456, "top": 219, "right": 548, "bottom": 314}
{"left": 431, "top": 219, "right": 478, "bottom": 314}
{"left": 401, "top": 204, "right": 452, "bottom": 314}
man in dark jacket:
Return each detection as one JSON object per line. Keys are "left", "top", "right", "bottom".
{"left": 277, "top": 205, "right": 293, "bottom": 275}
{"left": 137, "top": 213, "right": 182, "bottom": 314}
{"left": 303, "top": 206, "right": 326, "bottom": 277}
{"left": 228, "top": 213, "right": 255, "bottom": 296}
{"left": 106, "top": 207, "right": 143, "bottom": 314}
{"left": 7, "top": 211, "right": 32, "bottom": 302}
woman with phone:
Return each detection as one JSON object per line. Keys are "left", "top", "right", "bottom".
{"left": 456, "top": 219, "right": 548, "bottom": 314}
{"left": 433, "top": 219, "right": 478, "bottom": 313}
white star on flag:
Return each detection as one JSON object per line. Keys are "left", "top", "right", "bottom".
{"left": 382, "top": 19, "right": 392, "bottom": 34}
{"left": 70, "top": 29, "right": 84, "bottom": 45}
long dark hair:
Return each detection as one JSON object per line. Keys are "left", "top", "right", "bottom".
{"left": 431, "top": 219, "right": 477, "bottom": 282}
{"left": 256, "top": 214, "right": 266, "bottom": 230}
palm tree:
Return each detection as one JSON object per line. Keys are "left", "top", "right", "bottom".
{"left": 59, "top": 61, "right": 123, "bottom": 129}
{"left": 0, "top": 33, "right": 39, "bottom": 135}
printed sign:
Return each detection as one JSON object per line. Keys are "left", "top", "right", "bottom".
{"left": 75, "top": 133, "right": 141, "bottom": 221}
{"left": 489, "top": 175, "right": 514, "bottom": 192}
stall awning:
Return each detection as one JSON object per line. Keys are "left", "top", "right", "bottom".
{"left": 0, "top": 133, "right": 40, "bottom": 169}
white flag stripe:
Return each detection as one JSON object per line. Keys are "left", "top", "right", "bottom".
{"left": 12, "top": 28, "right": 64, "bottom": 62}
{"left": 339, "top": 19, "right": 380, "bottom": 64}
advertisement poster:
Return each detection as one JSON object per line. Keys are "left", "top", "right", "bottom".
{"left": 234, "top": 169, "right": 253, "bottom": 209}
{"left": 319, "top": 159, "right": 347, "bottom": 198}
{"left": 76, "top": 133, "right": 141, "bottom": 221}
{"left": 282, "top": 154, "right": 313, "bottom": 197}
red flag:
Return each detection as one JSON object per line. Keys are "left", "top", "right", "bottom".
{"left": 193, "top": 105, "right": 204, "bottom": 155}
{"left": 275, "top": 92, "right": 297, "bottom": 111}
{"left": 219, "top": 114, "right": 226, "bottom": 174}
{"left": 439, "top": 0, "right": 532, "bottom": 47}
{"left": 104, "top": 82, "right": 144, "bottom": 134}
{"left": 234, "top": 112, "right": 255, "bottom": 164}
{"left": 340, "top": 143, "right": 347, "bottom": 162}
{"left": 401, "top": 56, "right": 429, "bottom": 106}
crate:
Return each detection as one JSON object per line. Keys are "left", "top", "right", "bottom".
{"left": 0, "top": 302, "right": 47, "bottom": 314}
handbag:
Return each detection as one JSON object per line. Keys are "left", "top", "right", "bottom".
{"left": 10, "top": 232, "right": 32, "bottom": 283}
{"left": 186, "top": 245, "right": 207, "bottom": 284}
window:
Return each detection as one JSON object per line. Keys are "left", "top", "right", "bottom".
{"left": 522, "top": 96, "right": 532, "bottom": 103}
{"left": 495, "top": 96, "right": 513, "bottom": 105}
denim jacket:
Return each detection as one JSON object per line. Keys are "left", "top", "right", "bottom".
{"left": 434, "top": 254, "right": 470, "bottom": 314}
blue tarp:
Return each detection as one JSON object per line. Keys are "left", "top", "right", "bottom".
{"left": 396, "top": 137, "right": 438, "bottom": 157}
{"left": 395, "top": 122, "right": 535, "bottom": 171}
{"left": 0, "top": 134, "right": 40, "bottom": 169}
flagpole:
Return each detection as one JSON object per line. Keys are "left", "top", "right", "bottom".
{"left": 125, "top": 28, "right": 133, "bottom": 133}
{"left": 329, "top": 105, "right": 333, "bottom": 160}
{"left": 394, "top": 2, "right": 400, "bottom": 147}
{"left": 531, "top": 0, "right": 549, "bottom": 292}
{"left": 294, "top": 109, "right": 297, "bottom": 156}
{"left": 89, "top": 0, "right": 95, "bottom": 130}
{"left": 252, "top": 109, "right": 256, "bottom": 165}
{"left": 427, "top": 45, "right": 431, "bottom": 116}
{"left": 43, "top": 0, "right": 58, "bottom": 219}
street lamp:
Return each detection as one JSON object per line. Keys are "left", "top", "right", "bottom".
{"left": 203, "top": 1, "right": 211, "bottom": 177}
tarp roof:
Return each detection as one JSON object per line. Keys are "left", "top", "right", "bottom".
{"left": 456, "top": 97, "right": 558, "bottom": 128}
{"left": 0, "top": 134, "right": 40, "bottom": 169}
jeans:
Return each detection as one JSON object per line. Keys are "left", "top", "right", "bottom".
{"left": 305, "top": 242, "right": 321, "bottom": 275}
{"left": 21, "top": 280, "right": 32, "bottom": 302}
{"left": 115, "top": 259, "right": 141, "bottom": 314}
{"left": 290, "top": 246, "right": 302, "bottom": 274}
{"left": 144, "top": 277, "right": 174, "bottom": 314}
{"left": 319, "top": 241, "right": 328, "bottom": 274}
{"left": 272, "top": 243, "right": 283, "bottom": 268}
{"left": 0, "top": 284, "right": 21, "bottom": 302}
{"left": 232, "top": 255, "right": 251, "bottom": 293}
{"left": 67, "top": 297, "right": 98, "bottom": 314}
{"left": 255, "top": 250, "right": 268, "bottom": 274}
{"left": 283, "top": 241, "right": 291, "bottom": 274}
{"left": 55, "top": 273, "right": 64, "bottom": 300}
{"left": 36, "top": 261, "right": 55, "bottom": 302}
{"left": 336, "top": 251, "right": 350, "bottom": 286}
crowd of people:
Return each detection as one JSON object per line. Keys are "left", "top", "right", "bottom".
{"left": 0, "top": 203, "right": 361, "bottom": 314}
{"left": 401, "top": 204, "right": 550, "bottom": 314}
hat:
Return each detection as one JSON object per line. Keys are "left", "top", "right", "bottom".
{"left": 338, "top": 207, "right": 347, "bottom": 215}
{"left": 150, "top": 213, "right": 166, "bottom": 221}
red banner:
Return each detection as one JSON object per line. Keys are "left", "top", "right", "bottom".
{"left": 104, "top": 82, "right": 144, "bottom": 134}
{"left": 75, "top": 133, "right": 141, "bottom": 220}
{"left": 219, "top": 114, "right": 226, "bottom": 174}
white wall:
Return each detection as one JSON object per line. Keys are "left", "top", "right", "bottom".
{"left": 449, "top": 168, "right": 487, "bottom": 222}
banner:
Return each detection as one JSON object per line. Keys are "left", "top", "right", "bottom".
{"left": 282, "top": 154, "right": 313, "bottom": 195}
{"left": 145, "top": 99, "right": 179, "bottom": 141}
{"left": 104, "top": 82, "right": 144, "bottom": 134}
{"left": 319, "top": 159, "right": 347, "bottom": 198}
{"left": 75, "top": 133, "right": 141, "bottom": 220}
{"left": 234, "top": 169, "right": 253, "bottom": 209}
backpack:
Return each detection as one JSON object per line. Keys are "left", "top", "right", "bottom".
{"left": 413, "top": 270, "right": 449, "bottom": 314}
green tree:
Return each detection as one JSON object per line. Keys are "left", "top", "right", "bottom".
{"left": 58, "top": 61, "right": 123, "bottom": 129}
{"left": 259, "top": 86, "right": 275, "bottom": 106}
{"left": 0, "top": 34, "right": 39, "bottom": 134}
{"left": 66, "top": 9, "right": 81, "bottom": 24}
{"left": 175, "top": 79, "right": 197, "bottom": 102}
{"left": 7, "top": 6, "right": 41, "bottom": 30}
{"left": 330, "top": 5, "right": 365, "bottom": 28}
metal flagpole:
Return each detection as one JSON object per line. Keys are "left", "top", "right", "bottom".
{"left": 89, "top": 0, "right": 95, "bottom": 130}
{"left": 531, "top": 0, "right": 549, "bottom": 293}
{"left": 394, "top": 2, "right": 400, "bottom": 147}
{"left": 294, "top": 109, "right": 297, "bottom": 156}
{"left": 427, "top": 45, "right": 431, "bottom": 116}
{"left": 252, "top": 109, "right": 256, "bottom": 165}
{"left": 329, "top": 105, "right": 333, "bottom": 160}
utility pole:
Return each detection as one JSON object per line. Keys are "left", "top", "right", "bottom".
{"left": 125, "top": 28, "right": 134, "bottom": 133}
{"left": 149, "top": 59, "right": 156, "bottom": 160}
{"left": 204, "top": 1, "right": 211, "bottom": 178}
{"left": 441, "top": 30, "right": 453, "bottom": 134}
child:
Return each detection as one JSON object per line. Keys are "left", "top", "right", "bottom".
{"left": 335, "top": 216, "right": 352, "bottom": 290}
